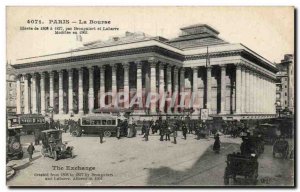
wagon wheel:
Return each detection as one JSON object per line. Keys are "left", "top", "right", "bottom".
{"left": 17, "top": 151, "right": 23, "bottom": 159}
{"left": 53, "top": 151, "right": 58, "bottom": 161}
{"left": 284, "top": 146, "right": 289, "bottom": 159}
{"left": 224, "top": 167, "right": 231, "bottom": 185}
{"left": 71, "top": 131, "right": 81, "bottom": 137}
{"left": 40, "top": 148, "right": 46, "bottom": 157}
{"left": 251, "top": 169, "right": 258, "bottom": 185}
{"left": 104, "top": 131, "right": 112, "bottom": 137}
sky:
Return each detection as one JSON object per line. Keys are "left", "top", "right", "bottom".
{"left": 7, "top": 6, "right": 294, "bottom": 64}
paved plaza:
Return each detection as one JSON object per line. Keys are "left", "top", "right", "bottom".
{"left": 7, "top": 132, "right": 294, "bottom": 186}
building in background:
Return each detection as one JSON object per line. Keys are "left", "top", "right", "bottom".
{"left": 11, "top": 24, "right": 278, "bottom": 120}
{"left": 276, "top": 54, "right": 294, "bottom": 116}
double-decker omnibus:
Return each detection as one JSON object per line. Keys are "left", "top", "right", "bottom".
{"left": 18, "top": 114, "right": 46, "bottom": 134}
{"left": 72, "top": 114, "right": 118, "bottom": 137}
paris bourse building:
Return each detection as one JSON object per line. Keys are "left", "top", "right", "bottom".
{"left": 12, "top": 24, "right": 278, "bottom": 120}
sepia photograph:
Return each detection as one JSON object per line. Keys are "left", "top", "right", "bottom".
{"left": 6, "top": 6, "right": 295, "bottom": 187}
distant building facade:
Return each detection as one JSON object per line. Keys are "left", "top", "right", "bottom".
{"left": 6, "top": 63, "right": 25, "bottom": 114}
{"left": 276, "top": 54, "right": 294, "bottom": 115}
{"left": 12, "top": 24, "right": 278, "bottom": 120}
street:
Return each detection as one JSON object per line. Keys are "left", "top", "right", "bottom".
{"left": 7, "top": 132, "right": 294, "bottom": 186}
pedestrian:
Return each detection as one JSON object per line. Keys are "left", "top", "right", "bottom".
{"left": 34, "top": 129, "right": 40, "bottom": 145}
{"left": 27, "top": 142, "right": 35, "bottom": 162}
{"left": 99, "top": 129, "right": 104, "bottom": 144}
{"left": 145, "top": 123, "right": 150, "bottom": 141}
{"left": 160, "top": 122, "right": 165, "bottom": 141}
{"left": 165, "top": 125, "right": 171, "bottom": 141}
{"left": 172, "top": 124, "right": 177, "bottom": 144}
{"left": 213, "top": 134, "right": 221, "bottom": 154}
{"left": 116, "top": 125, "right": 121, "bottom": 140}
{"left": 45, "top": 121, "right": 50, "bottom": 130}
{"left": 141, "top": 120, "right": 146, "bottom": 137}
{"left": 182, "top": 122, "right": 187, "bottom": 140}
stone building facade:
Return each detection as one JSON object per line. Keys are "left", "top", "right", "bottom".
{"left": 12, "top": 24, "right": 278, "bottom": 120}
{"left": 276, "top": 54, "right": 294, "bottom": 115}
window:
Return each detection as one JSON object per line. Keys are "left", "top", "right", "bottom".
{"left": 112, "top": 120, "right": 116, "bottom": 125}
{"left": 102, "top": 120, "right": 106, "bottom": 125}
{"left": 107, "top": 120, "right": 111, "bottom": 125}
{"left": 285, "top": 92, "right": 287, "bottom": 96}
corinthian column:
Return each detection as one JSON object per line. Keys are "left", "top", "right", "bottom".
{"left": 68, "top": 69, "right": 73, "bottom": 114}
{"left": 220, "top": 65, "right": 226, "bottom": 114}
{"left": 173, "top": 66, "right": 179, "bottom": 113}
{"left": 111, "top": 64, "right": 117, "bottom": 107}
{"left": 166, "top": 65, "right": 172, "bottom": 113}
{"left": 136, "top": 62, "right": 142, "bottom": 105}
{"left": 192, "top": 67, "right": 199, "bottom": 114}
{"left": 235, "top": 64, "right": 242, "bottom": 114}
{"left": 245, "top": 69, "right": 250, "bottom": 113}
{"left": 24, "top": 74, "right": 29, "bottom": 114}
{"left": 31, "top": 73, "right": 37, "bottom": 114}
{"left": 78, "top": 68, "right": 84, "bottom": 114}
{"left": 99, "top": 65, "right": 105, "bottom": 108}
{"left": 206, "top": 66, "right": 212, "bottom": 112}
{"left": 241, "top": 67, "right": 246, "bottom": 113}
{"left": 58, "top": 70, "right": 64, "bottom": 114}
{"left": 123, "top": 63, "right": 130, "bottom": 109}
{"left": 180, "top": 68, "right": 185, "bottom": 111}
{"left": 40, "top": 72, "right": 46, "bottom": 115}
{"left": 159, "top": 63, "right": 165, "bottom": 113}
{"left": 16, "top": 75, "right": 21, "bottom": 114}
{"left": 149, "top": 58, "right": 157, "bottom": 114}
{"left": 49, "top": 71, "right": 54, "bottom": 109}
{"left": 88, "top": 67, "right": 94, "bottom": 113}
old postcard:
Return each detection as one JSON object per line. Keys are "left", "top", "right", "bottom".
{"left": 6, "top": 6, "right": 295, "bottom": 187}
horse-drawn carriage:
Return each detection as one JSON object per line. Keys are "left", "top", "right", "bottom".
{"left": 273, "top": 139, "right": 289, "bottom": 159}
{"left": 256, "top": 123, "right": 279, "bottom": 145}
{"left": 248, "top": 135, "right": 264, "bottom": 156}
{"left": 224, "top": 153, "right": 259, "bottom": 185}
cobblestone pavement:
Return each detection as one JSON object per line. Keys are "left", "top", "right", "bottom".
{"left": 7, "top": 132, "right": 294, "bottom": 186}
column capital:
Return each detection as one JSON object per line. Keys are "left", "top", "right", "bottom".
{"left": 109, "top": 63, "right": 117, "bottom": 69}
{"left": 192, "top": 66, "right": 198, "bottom": 70}
{"left": 87, "top": 65, "right": 95, "bottom": 70}
{"left": 219, "top": 64, "right": 227, "bottom": 69}
{"left": 40, "top": 71, "right": 46, "bottom": 77}
{"left": 166, "top": 64, "right": 172, "bottom": 71}
{"left": 136, "top": 61, "right": 143, "bottom": 69}
{"left": 148, "top": 57, "right": 159, "bottom": 64}
{"left": 16, "top": 74, "right": 22, "bottom": 79}
{"left": 23, "top": 73, "right": 30, "bottom": 79}
{"left": 234, "top": 63, "right": 243, "bottom": 69}
{"left": 98, "top": 65, "right": 106, "bottom": 70}
{"left": 123, "top": 62, "right": 130, "bottom": 69}
{"left": 48, "top": 70, "right": 56, "bottom": 75}
{"left": 159, "top": 62, "right": 166, "bottom": 70}
{"left": 180, "top": 67, "right": 185, "bottom": 73}
{"left": 173, "top": 66, "right": 179, "bottom": 72}
{"left": 67, "top": 68, "right": 74, "bottom": 73}
{"left": 32, "top": 73, "right": 38, "bottom": 79}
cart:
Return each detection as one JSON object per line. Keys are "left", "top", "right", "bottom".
{"left": 273, "top": 139, "right": 289, "bottom": 159}
{"left": 224, "top": 153, "right": 258, "bottom": 185}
